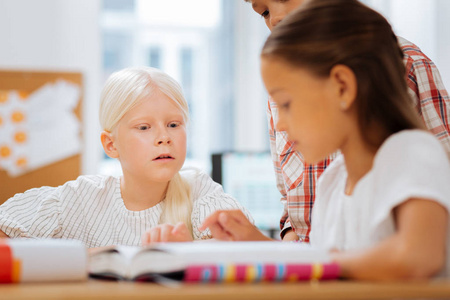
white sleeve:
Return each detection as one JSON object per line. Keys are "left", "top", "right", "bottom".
{"left": 188, "top": 171, "right": 254, "bottom": 240}
{"left": 0, "top": 186, "right": 63, "bottom": 238}
{"left": 372, "top": 131, "right": 450, "bottom": 226}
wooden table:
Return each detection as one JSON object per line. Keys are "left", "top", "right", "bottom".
{"left": 2, "top": 279, "right": 450, "bottom": 300}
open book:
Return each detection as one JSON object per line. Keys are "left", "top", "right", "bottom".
{"left": 89, "top": 241, "right": 339, "bottom": 283}
{"left": 0, "top": 239, "right": 87, "bottom": 283}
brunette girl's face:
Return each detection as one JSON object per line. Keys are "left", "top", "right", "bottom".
{"left": 249, "top": 0, "right": 305, "bottom": 31}
{"left": 261, "top": 57, "right": 357, "bottom": 163}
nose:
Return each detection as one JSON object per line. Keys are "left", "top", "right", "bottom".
{"left": 155, "top": 128, "right": 172, "bottom": 146}
{"left": 275, "top": 117, "right": 286, "bottom": 132}
{"left": 270, "top": 15, "right": 283, "bottom": 28}
{"left": 157, "top": 135, "right": 171, "bottom": 145}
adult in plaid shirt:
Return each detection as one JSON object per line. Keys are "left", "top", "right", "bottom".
{"left": 259, "top": 0, "right": 450, "bottom": 243}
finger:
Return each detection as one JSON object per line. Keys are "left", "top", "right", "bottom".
{"left": 172, "top": 222, "right": 188, "bottom": 235}
{"left": 218, "top": 212, "right": 259, "bottom": 241}
{"left": 159, "top": 224, "right": 174, "bottom": 242}
{"left": 149, "top": 227, "right": 161, "bottom": 243}
{"left": 141, "top": 231, "right": 151, "bottom": 246}
{"left": 208, "top": 221, "right": 233, "bottom": 241}
{"left": 172, "top": 222, "right": 193, "bottom": 242}
{"left": 220, "top": 210, "right": 251, "bottom": 225}
{"left": 199, "top": 211, "right": 223, "bottom": 231}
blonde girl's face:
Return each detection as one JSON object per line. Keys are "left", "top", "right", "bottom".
{"left": 261, "top": 57, "right": 353, "bottom": 164}
{"left": 249, "top": 0, "right": 306, "bottom": 31}
{"left": 108, "top": 90, "right": 187, "bottom": 184}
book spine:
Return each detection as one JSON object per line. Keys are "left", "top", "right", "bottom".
{"left": 0, "top": 243, "right": 21, "bottom": 283}
{"left": 183, "top": 263, "right": 340, "bottom": 283}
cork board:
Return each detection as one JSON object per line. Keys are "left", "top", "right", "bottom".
{"left": 0, "top": 70, "right": 82, "bottom": 203}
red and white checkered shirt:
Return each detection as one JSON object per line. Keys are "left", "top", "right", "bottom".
{"left": 267, "top": 36, "right": 450, "bottom": 242}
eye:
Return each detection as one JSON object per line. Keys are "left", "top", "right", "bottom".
{"left": 280, "top": 101, "right": 291, "bottom": 110}
{"left": 137, "top": 124, "right": 150, "bottom": 130}
{"left": 168, "top": 122, "right": 180, "bottom": 128}
{"left": 261, "top": 9, "right": 269, "bottom": 19}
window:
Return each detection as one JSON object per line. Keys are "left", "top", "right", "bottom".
{"left": 103, "top": 0, "right": 135, "bottom": 12}
{"left": 98, "top": 0, "right": 285, "bottom": 232}
{"left": 147, "top": 47, "right": 161, "bottom": 69}
{"left": 99, "top": 0, "right": 234, "bottom": 172}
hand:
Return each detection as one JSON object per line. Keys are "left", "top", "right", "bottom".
{"left": 141, "top": 222, "right": 193, "bottom": 245}
{"left": 199, "top": 210, "right": 272, "bottom": 241}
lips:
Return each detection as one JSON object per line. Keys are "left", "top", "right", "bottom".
{"left": 153, "top": 154, "right": 174, "bottom": 161}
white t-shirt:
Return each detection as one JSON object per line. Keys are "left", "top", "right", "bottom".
{"left": 310, "top": 130, "right": 450, "bottom": 277}
{"left": 0, "top": 169, "right": 252, "bottom": 248}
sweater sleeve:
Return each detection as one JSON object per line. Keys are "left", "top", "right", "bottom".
{"left": 0, "top": 186, "right": 63, "bottom": 238}
{"left": 187, "top": 170, "right": 254, "bottom": 240}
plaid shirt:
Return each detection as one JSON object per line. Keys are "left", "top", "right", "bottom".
{"left": 267, "top": 36, "right": 450, "bottom": 242}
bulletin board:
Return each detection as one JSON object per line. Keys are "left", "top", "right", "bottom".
{"left": 0, "top": 70, "right": 83, "bottom": 204}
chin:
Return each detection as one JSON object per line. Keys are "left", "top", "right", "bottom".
{"left": 150, "top": 171, "right": 179, "bottom": 183}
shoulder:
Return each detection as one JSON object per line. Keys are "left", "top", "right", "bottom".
{"left": 398, "top": 36, "right": 432, "bottom": 63}
{"left": 365, "top": 130, "right": 450, "bottom": 227}
{"left": 65, "top": 174, "right": 118, "bottom": 191}
{"left": 372, "top": 130, "right": 450, "bottom": 204}
{"left": 6, "top": 175, "right": 117, "bottom": 203}
{"left": 180, "top": 167, "right": 222, "bottom": 199}
{"left": 375, "top": 130, "right": 446, "bottom": 166}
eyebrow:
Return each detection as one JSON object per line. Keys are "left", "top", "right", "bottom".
{"left": 268, "top": 88, "right": 285, "bottom": 96}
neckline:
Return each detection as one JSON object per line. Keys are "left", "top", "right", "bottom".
{"left": 113, "top": 176, "right": 165, "bottom": 216}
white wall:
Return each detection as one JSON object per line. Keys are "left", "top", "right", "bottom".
{"left": 233, "top": 0, "right": 270, "bottom": 151}
{"left": 436, "top": 0, "right": 450, "bottom": 90}
{"left": 0, "top": 0, "right": 103, "bottom": 175}
{"left": 366, "top": 0, "right": 450, "bottom": 91}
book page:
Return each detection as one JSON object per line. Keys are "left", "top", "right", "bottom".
{"left": 89, "top": 245, "right": 140, "bottom": 280}
{"left": 152, "top": 241, "right": 330, "bottom": 264}
{"left": 129, "top": 249, "right": 186, "bottom": 280}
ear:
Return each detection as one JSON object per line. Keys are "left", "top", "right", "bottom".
{"left": 101, "top": 131, "right": 119, "bottom": 159}
{"left": 329, "top": 65, "right": 357, "bottom": 111}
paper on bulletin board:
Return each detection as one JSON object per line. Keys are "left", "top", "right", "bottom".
{"left": 0, "top": 80, "right": 81, "bottom": 177}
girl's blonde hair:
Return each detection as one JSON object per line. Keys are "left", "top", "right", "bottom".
{"left": 99, "top": 66, "right": 193, "bottom": 236}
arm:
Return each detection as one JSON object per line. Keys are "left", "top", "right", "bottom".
{"left": 334, "top": 198, "right": 447, "bottom": 280}
{"left": 282, "top": 229, "right": 299, "bottom": 242}
{"left": 0, "top": 229, "right": 8, "bottom": 238}
{"left": 199, "top": 210, "right": 272, "bottom": 241}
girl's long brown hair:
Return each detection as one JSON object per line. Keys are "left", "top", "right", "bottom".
{"left": 262, "top": 0, "right": 424, "bottom": 148}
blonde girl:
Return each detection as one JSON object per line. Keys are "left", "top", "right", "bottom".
{"left": 0, "top": 67, "right": 252, "bottom": 247}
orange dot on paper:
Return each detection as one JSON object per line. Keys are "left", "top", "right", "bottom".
{"left": 0, "top": 146, "right": 11, "bottom": 158}
{"left": 14, "top": 132, "right": 27, "bottom": 143}
{"left": 0, "top": 91, "right": 8, "bottom": 103}
{"left": 16, "top": 157, "right": 27, "bottom": 167}
{"left": 0, "top": 116, "right": 3, "bottom": 126}
{"left": 18, "top": 91, "right": 29, "bottom": 100}
{"left": 11, "top": 111, "right": 25, "bottom": 123}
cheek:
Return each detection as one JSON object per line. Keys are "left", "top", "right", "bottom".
{"left": 176, "top": 130, "right": 187, "bottom": 151}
